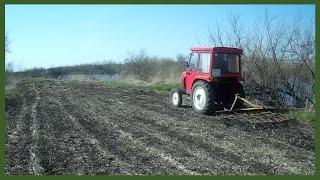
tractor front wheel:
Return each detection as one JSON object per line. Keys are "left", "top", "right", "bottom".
{"left": 170, "top": 88, "right": 182, "bottom": 107}
{"left": 191, "top": 81, "right": 217, "bottom": 114}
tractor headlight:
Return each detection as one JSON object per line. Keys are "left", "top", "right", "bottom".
{"left": 212, "top": 68, "right": 221, "bottom": 77}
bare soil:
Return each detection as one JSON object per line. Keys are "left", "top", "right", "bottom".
{"left": 5, "top": 80, "right": 315, "bottom": 175}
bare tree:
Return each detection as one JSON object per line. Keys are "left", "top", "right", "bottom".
{"left": 209, "top": 20, "right": 225, "bottom": 47}
{"left": 228, "top": 13, "right": 245, "bottom": 49}
{"left": 208, "top": 12, "right": 315, "bottom": 108}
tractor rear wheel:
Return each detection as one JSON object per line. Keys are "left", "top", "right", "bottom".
{"left": 191, "top": 81, "right": 218, "bottom": 114}
{"left": 170, "top": 88, "right": 182, "bottom": 107}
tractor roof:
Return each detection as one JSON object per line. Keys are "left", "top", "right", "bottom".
{"left": 191, "top": 47, "right": 243, "bottom": 54}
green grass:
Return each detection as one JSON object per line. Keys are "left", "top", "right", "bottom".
{"left": 5, "top": 84, "right": 23, "bottom": 100}
{"left": 5, "top": 78, "right": 49, "bottom": 100}
{"left": 60, "top": 79, "right": 180, "bottom": 93}
{"left": 5, "top": 80, "right": 29, "bottom": 101}
{"left": 7, "top": 77, "right": 180, "bottom": 94}
{"left": 149, "top": 82, "right": 180, "bottom": 92}
{"left": 285, "top": 109, "right": 315, "bottom": 122}
{"left": 23, "top": 78, "right": 46, "bottom": 84}
{"left": 92, "top": 81, "right": 180, "bottom": 92}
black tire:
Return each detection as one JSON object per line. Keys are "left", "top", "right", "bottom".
{"left": 234, "top": 82, "right": 246, "bottom": 109}
{"left": 191, "top": 81, "right": 218, "bottom": 114}
{"left": 170, "top": 88, "right": 182, "bottom": 107}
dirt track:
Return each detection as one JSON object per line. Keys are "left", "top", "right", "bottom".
{"left": 5, "top": 80, "right": 315, "bottom": 175}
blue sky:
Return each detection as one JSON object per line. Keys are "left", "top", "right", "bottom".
{"left": 5, "top": 4, "right": 315, "bottom": 70}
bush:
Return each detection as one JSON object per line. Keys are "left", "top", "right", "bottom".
{"left": 122, "top": 51, "right": 185, "bottom": 83}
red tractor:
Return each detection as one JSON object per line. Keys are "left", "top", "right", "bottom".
{"left": 171, "top": 47, "right": 246, "bottom": 114}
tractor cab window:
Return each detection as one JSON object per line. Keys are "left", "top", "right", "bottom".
{"left": 199, "top": 52, "right": 211, "bottom": 73}
{"left": 189, "top": 52, "right": 198, "bottom": 71}
{"left": 214, "top": 53, "right": 240, "bottom": 73}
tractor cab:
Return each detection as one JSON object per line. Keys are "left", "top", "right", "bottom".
{"left": 182, "top": 47, "right": 243, "bottom": 94}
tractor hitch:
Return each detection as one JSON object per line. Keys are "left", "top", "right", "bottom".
{"left": 228, "top": 94, "right": 265, "bottom": 112}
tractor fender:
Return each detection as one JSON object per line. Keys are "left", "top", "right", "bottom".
{"left": 185, "top": 78, "right": 214, "bottom": 95}
{"left": 191, "top": 75, "right": 214, "bottom": 87}
{"left": 180, "top": 71, "right": 187, "bottom": 90}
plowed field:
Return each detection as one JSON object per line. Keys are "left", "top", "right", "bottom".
{"left": 5, "top": 80, "right": 315, "bottom": 175}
